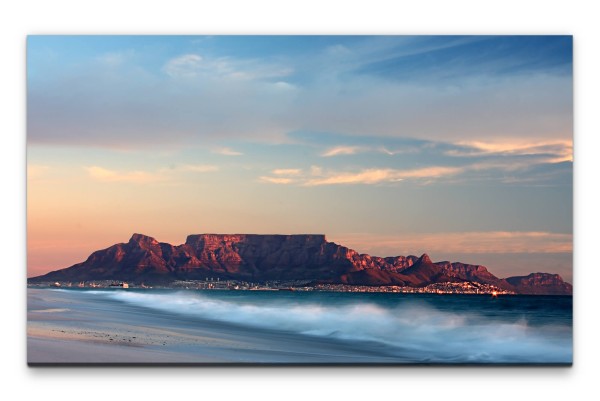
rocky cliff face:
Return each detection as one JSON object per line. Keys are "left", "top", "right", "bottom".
{"left": 29, "top": 233, "right": 572, "bottom": 295}
{"left": 182, "top": 233, "right": 359, "bottom": 280}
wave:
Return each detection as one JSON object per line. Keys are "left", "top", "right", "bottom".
{"left": 94, "top": 290, "right": 572, "bottom": 363}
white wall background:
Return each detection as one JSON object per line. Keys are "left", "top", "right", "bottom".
{"left": 2, "top": 1, "right": 597, "bottom": 400}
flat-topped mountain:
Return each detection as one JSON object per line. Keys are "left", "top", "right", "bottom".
{"left": 28, "top": 233, "right": 572, "bottom": 295}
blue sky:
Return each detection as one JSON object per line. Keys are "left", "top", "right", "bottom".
{"left": 27, "top": 36, "right": 573, "bottom": 280}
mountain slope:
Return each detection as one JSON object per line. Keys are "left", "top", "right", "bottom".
{"left": 505, "top": 273, "right": 573, "bottom": 295}
{"left": 29, "top": 233, "right": 572, "bottom": 294}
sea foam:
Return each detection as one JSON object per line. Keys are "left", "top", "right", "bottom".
{"left": 85, "top": 290, "right": 573, "bottom": 363}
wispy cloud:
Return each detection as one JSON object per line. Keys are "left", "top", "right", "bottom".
{"left": 394, "top": 166, "right": 464, "bottom": 179}
{"left": 164, "top": 54, "right": 203, "bottom": 78}
{"left": 334, "top": 231, "right": 573, "bottom": 256}
{"left": 320, "top": 144, "right": 424, "bottom": 157}
{"left": 321, "top": 146, "right": 363, "bottom": 157}
{"left": 257, "top": 149, "right": 571, "bottom": 187}
{"left": 259, "top": 168, "right": 303, "bottom": 184}
{"left": 85, "top": 166, "right": 163, "bottom": 184}
{"left": 164, "top": 53, "right": 293, "bottom": 81}
{"left": 356, "top": 36, "right": 572, "bottom": 83}
{"left": 258, "top": 165, "right": 464, "bottom": 186}
{"left": 306, "top": 169, "right": 404, "bottom": 185}
{"left": 272, "top": 168, "right": 302, "bottom": 176}
{"left": 28, "top": 37, "right": 572, "bottom": 151}
{"left": 377, "top": 146, "right": 422, "bottom": 156}
{"left": 272, "top": 81, "right": 297, "bottom": 91}
{"left": 86, "top": 164, "right": 218, "bottom": 183}
{"left": 259, "top": 176, "right": 295, "bottom": 184}
{"left": 447, "top": 140, "right": 573, "bottom": 162}
{"left": 305, "top": 166, "right": 463, "bottom": 186}
{"left": 212, "top": 147, "right": 243, "bottom": 156}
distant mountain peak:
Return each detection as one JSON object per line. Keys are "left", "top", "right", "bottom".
{"left": 417, "top": 253, "right": 432, "bottom": 265}
{"left": 129, "top": 233, "right": 159, "bottom": 245}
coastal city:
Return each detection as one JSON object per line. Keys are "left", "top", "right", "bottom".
{"left": 28, "top": 278, "right": 515, "bottom": 295}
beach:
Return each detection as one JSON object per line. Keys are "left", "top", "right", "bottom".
{"left": 27, "top": 288, "right": 572, "bottom": 365}
{"left": 28, "top": 288, "right": 408, "bottom": 364}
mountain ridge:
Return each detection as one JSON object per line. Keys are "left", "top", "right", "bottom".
{"left": 28, "top": 233, "right": 572, "bottom": 295}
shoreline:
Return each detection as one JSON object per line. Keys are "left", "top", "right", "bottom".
{"left": 27, "top": 281, "right": 520, "bottom": 295}
{"left": 28, "top": 288, "right": 412, "bottom": 364}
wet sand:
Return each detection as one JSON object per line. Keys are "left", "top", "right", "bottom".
{"left": 27, "top": 288, "right": 401, "bottom": 364}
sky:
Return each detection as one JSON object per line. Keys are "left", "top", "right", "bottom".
{"left": 26, "top": 35, "right": 573, "bottom": 281}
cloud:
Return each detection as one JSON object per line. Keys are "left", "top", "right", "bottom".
{"left": 305, "top": 169, "right": 403, "bottom": 185}
{"left": 212, "top": 147, "right": 243, "bottom": 156}
{"left": 85, "top": 164, "right": 219, "bottom": 183}
{"left": 255, "top": 143, "right": 571, "bottom": 186}
{"left": 333, "top": 231, "right": 573, "bottom": 256}
{"left": 272, "top": 168, "right": 302, "bottom": 176}
{"left": 28, "top": 48, "right": 298, "bottom": 149}
{"left": 304, "top": 166, "right": 463, "bottom": 186}
{"left": 320, "top": 144, "right": 423, "bottom": 157}
{"left": 164, "top": 54, "right": 203, "bottom": 78}
{"left": 272, "top": 81, "right": 297, "bottom": 91}
{"left": 394, "top": 166, "right": 464, "bottom": 179}
{"left": 253, "top": 130, "right": 572, "bottom": 187}
{"left": 259, "top": 162, "right": 519, "bottom": 186}
{"left": 447, "top": 139, "right": 573, "bottom": 162}
{"left": 28, "top": 37, "right": 572, "bottom": 153}
{"left": 259, "top": 176, "right": 295, "bottom": 184}
{"left": 321, "top": 146, "right": 363, "bottom": 157}
{"left": 85, "top": 166, "right": 163, "bottom": 183}
{"left": 164, "top": 53, "right": 292, "bottom": 81}
{"left": 378, "top": 146, "right": 422, "bottom": 156}
{"left": 356, "top": 36, "right": 571, "bottom": 83}
{"left": 259, "top": 168, "right": 306, "bottom": 184}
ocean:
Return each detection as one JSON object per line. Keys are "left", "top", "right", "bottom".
{"left": 27, "top": 288, "right": 572, "bottom": 364}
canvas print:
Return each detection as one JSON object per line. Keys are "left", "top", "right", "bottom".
{"left": 27, "top": 35, "right": 573, "bottom": 365}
